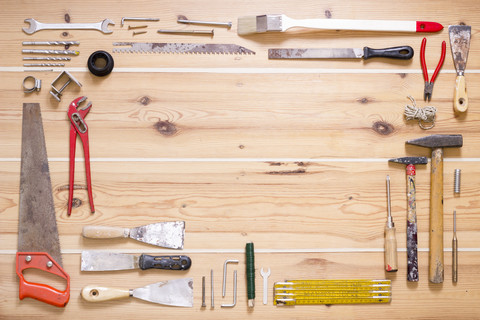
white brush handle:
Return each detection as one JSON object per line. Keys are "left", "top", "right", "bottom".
{"left": 282, "top": 15, "right": 416, "bottom": 32}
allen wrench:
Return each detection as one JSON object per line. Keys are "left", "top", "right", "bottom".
{"left": 221, "top": 270, "right": 237, "bottom": 308}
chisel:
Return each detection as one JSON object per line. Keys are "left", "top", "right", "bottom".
{"left": 385, "top": 175, "right": 398, "bottom": 272}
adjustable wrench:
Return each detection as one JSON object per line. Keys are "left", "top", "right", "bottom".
{"left": 23, "top": 18, "right": 114, "bottom": 34}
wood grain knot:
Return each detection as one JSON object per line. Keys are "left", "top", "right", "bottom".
{"left": 357, "top": 97, "right": 375, "bottom": 104}
{"left": 372, "top": 121, "right": 394, "bottom": 135}
{"left": 268, "top": 162, "right": 284, "bottom": 166}
{"left": 302, "top": 258, "right": 328, "bottom": 265}
{"left": 72, "top": 198, "right": 82, "bottom": 208}
{"left": 398, "top": 73, "right": 407, "bottom": 78}
{"left": 266, "top": 168, "right": 306, "bottom": 175}
{"left": 154, "top": 120, "right": 177, "bottom": 136}
{"left": 62, "top": 32, "right": 69, "bottom": 37}
{"left": 64, "top": 13, "right": 71, "bottom": 23}
{"left": 138, "top": 96, "right": 152, "bottom": 105}
{"left": 238, "top": 144, "right": 245, "bottom": 149}
{"left": 325, "top": 10, "right": 332, "bottom": 18}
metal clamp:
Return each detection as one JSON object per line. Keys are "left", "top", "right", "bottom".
{"left": 22, "top": 76, "right": 41, "bottom": 93}
{"left": 50, "top": 71, "right": 82, "bottom": 101}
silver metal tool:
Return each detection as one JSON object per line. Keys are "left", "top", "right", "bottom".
{"left": 211, "top": 269, "right": 214, "bottom": 308}
{"left": 24, "top": 63, "right": 65, "bottom": 67}
{"left": 133, "top": 31, "right": 147, "bottom": 36}
{"left": 260, "top": 267, "right": 271, "bottom": 305}
{"left": 49, "top": 71, "right": 82, "bottom": 101}
{"left": 454, "top": 169, "right": 461, "bottom": 194}
{"left": 23, "top": 57, "right": 71, "bottom": 61}
{"left": 128, "top": 25, "right": 147, "bottom": 30}
{"left": 177, "top": 16, "right": 232, "bottom": 28}
{"left": 157, "top": 29, "right": 214, "bottom": 36}
{"left": 385, "top": 175, "right": 398, "bottom": 272}
{"left": 202, "top": 276, "right": 206, "bottom": 307}
{"left": 22, "top": 49, "right": 79, "bottom": 55}
{"left": 453, "top": 210, "right": 458, "bottom": 283}
{"left": 221, "top": 270, "right": 237, "bottom": 308}
{"left": 222, "top": 259, "right": 239, "bottom": 297}
{"left": 121, "top": 17, "right": 159, "bottom": 26}
{"left": 112, "top": 42, "right": 255, "bottom": 55}
{"left": 22, "top": 41, "right": 80, "bottom": 46}
{"left": 23, "top": 18, "right": 114, "bottom": 34}
{"left": 22, "top": 76, "right": 41, "bottom": 93}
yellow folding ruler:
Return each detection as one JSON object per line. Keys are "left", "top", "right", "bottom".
{"left": 274, "top": 279, "right": 391, "bottom": 306}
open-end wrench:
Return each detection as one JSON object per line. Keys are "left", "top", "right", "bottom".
{"left": 260, "top": 267, "right": 271, "bottom": 305}
{"left": 23, "top": 18, "right": 114, "bottom": 34}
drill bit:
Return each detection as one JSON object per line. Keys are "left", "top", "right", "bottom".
{"left": 453, "top": 210, "right": 458, "bottom": 282}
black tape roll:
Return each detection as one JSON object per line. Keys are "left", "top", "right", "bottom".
{"left": 87, "top": 50, "right": 114, "bottom": 77}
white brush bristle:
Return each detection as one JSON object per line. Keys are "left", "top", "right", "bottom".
{"left": 237, "top": 16, "right": 260, "bottom": 35}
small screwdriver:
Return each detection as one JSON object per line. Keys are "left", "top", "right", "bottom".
{"left": 385, "top": 175, "right": 398, "bottom": 272}
{"left": 452, "top": 210, "right": 458, "bottom": 283}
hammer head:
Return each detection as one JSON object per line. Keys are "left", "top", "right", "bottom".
{"left": 389, "top": 156, "right": 428, "bottom": 165}
{"left": 406, "top": 134, "right": 463, "bottom": 149}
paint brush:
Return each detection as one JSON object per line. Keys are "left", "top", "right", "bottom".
{"left": 237, "top": 14, "right": 443, "bottom": 36}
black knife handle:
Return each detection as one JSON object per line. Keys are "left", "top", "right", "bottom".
{"left": 363, "top": 46, "right": 414, "bottom": 60}
{"left": 138, "top": 254, "right": 192, "bottom": 270}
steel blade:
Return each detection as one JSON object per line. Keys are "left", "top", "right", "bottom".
{"left": 112, "top": 42, "right": 255, "bottom": 55}
{"left": 133, "top": 278, "right": 193, "bottom": 307}
{"left": 18, "top": 103, "right": 62, "bottom": 266}
{"left": 449, "top": 25, "right": 471, "bottom": 74}
{"left": 81, "top": 251, "right": 139, "bottom": 271}
{"left": 268, "top": 48, "right": 363, "bottom": 59}
{"left": 130, "top": 221, "right": 185, "bottom": 249}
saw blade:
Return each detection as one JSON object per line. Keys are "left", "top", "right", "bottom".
{"left": 18, "top": 103, "right": 62, "bottom": 267}
{"left": 112, "top": 42, "right": 255, "bottom": 55}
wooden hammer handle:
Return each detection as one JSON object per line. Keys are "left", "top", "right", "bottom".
{"left": 429, "top": 148, "right": 444, "bottom": 283}
{"left": 406, "top": 164, "right": 419, "bottom": 282}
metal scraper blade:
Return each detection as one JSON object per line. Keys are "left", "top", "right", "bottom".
{"left": 18, "top": 103, "right": 62, "bottom": 267}
{"left": 448, "top": 25, "right": 471, "bottom": 74}
{"left": 112, "top": 42, "right": 255, "bottom": 55}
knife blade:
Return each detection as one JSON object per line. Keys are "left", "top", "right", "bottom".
{"left": 268, "top": 46, "right": 413, "bottom": 60}
{"left": 449, "top": 25, "right": 471, "bottom": 113}
{"left": 112, "top": 42, "right": 255, "bottom": 55}
{"left": 81, "top": 278, "right": 194, "bottom": 307}
{"left": 81, "top": 251, "right": 192, "bottom": 271}
{"left": 16, "top": 103, "right": 70, "bottom": 307}
{"left": 82, "top": 221, "right": 185, "bottom": 249}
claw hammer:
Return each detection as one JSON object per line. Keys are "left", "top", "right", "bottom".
{"left": 407, "top": 134, "right": 463, "bottom": 283}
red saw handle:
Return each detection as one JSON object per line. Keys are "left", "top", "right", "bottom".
{"left": 16, "top": 252, "right": 70, "bottom": 307}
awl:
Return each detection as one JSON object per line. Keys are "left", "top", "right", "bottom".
{"left": 17, "top": 103, "right": 70, "bottom": 307}
{"left": 82, "top": 278, "right": 193, "bottom": 307}
{"left": 82, "top": 221, "right": 185, "bottom": 249}
{"left": 81, "top": 251, "right": 192, "bottom": 271}
{"left": 268, "top": 46, "right": 413, "bottom": 60}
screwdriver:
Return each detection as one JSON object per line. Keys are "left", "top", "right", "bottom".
{"left": 452, "top": 210, "right": 458, "bottom": 283}
{"left": 385, "top": 175, "right": 398, "bottom": 272}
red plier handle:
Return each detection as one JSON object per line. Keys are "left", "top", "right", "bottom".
{"left": 420, "top": 38, "right": 446, "bottom": 101}
{"left": 68, "top": 96, "right": 94, "bottom": 215}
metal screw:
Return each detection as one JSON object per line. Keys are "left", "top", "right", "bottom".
{"left": 454, "top": 169, "right": 461, "bottom": 194}
{"left": 133, "top": 31, "right": 147, "bottom": 36}
{"left": 201, "top": 276, "right": 206, "bottom": 307}
{"left": 25, "top": 256, "right": 32, "bottom": 262}
{"left": 46, "top": 261, "right": 53, "bottom": 268}
{"left": 177, "top": 18, "right": 232, "bottom": 29}
{"left": 157, "top": 29, "right": 214, "bottom": 36}
{"left": 128, "top": 25, "right": 147, "bottom": 30}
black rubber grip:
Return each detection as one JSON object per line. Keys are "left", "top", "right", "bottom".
{"left": 363, "top": 46, "right": 414, "bottom": 60}
{"left": 138, "top": 254, "right": 192, "bottom": 270}
{"left": 87, "top": 50, "right": 114, "bottom": 76}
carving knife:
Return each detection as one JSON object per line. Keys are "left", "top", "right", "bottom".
{"left": 81, "top": 278, "right": 194, "bottom": 307}
{"left": 82, "top": 221, "right": 185, "bottom": 249}
{"left": 269, "top": 46, "right": 413, "bottom": 60}
{"left": 112, "top": 42, "right": 255, "bottom": 54}
{"left": 81, "top": 251, "right": 192, "bottom": 271}
{"left": 449, "top": 25, "right": 471, "bottom": 113}
{"left": 17, "top": 103, "right": 70, "bottom": 307}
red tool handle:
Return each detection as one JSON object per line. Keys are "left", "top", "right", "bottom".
{"left": 416, "top": 21, "right": 443, "bottom": 33}
{"left": 420, "top": 38, "right": 428, "bottom": 81}
{"left": 16, "top": 252, "right": 70, "bottom": 307}
{"left": 430, "top": 41, "right": 446, "bottom": 84}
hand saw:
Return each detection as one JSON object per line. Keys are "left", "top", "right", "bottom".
{"left": 112, "top": 42, "right": 255, "bottom": 55}
{"left": 16, "top": 103, "right": 70, "bottom": 307}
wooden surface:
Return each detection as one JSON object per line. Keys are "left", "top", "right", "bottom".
{"left": 1, "top": 0, "right": 480, "bottom": 318}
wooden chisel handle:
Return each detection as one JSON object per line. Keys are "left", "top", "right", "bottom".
{"left": 453, "top": 75, "right": 468, "bottom": 113}
{"left": 385, "top": 226, "right": 398, "bottom": 272}
{"left": 82, "top": 226, "right": 130, "bottom": 239}
{"left": 429, "top": 148, "right": 444, "bottom": 283}
{"left": 81, "top": 285, "right": 130, "bottom": 302}
{"left": 406, "top": 164, "right": 419, "bottom": 281}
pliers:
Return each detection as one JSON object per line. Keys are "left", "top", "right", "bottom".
{"left": 420, "top": 37, "right": 446, "bottom": 101}
{"left": 67, "top": 96, "right": 94, "bottom": 215}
